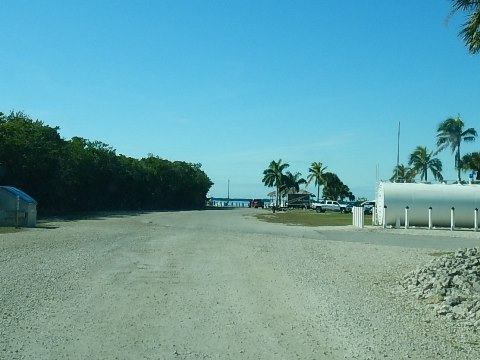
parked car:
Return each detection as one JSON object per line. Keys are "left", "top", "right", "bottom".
{"left": 312, "top": 200, "right": 351, "bottom": 213}
{"left": 249, "top": 199, "right": 264, "bottom": 208}
{"left": 361, "top": 200, "right": 376, "bottom": 214}
{"left": 346, "top": 200, "right": 361, "bottom": 208}
{"left": 340, "top": 201, "right": 353, "bottom": 212}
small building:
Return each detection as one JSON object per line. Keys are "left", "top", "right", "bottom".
{"left": 0, "top": 186, "right": 37, "bottom": 227}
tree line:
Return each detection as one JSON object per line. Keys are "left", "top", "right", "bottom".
{"left": 0, "top": 111, "right": 213, "bottom": 214}
{"left": 263, "top": 116, "right": 479, "bottom": 205}
{"left": 391, "top": 116, "right": 478, "bottom": 183}
{"left": 262, "top": 159, "right": 354, "bottom": 205}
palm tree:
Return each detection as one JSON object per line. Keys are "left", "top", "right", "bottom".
{"left": 408, "top": 146, "right": 443, "bottom": 182}
{"left": 459, "top": 152, "right": 480, "bottom": 179}
{"left": 436, "top": 116, "right": 477, "bottom": 182}
{"left": 306, "top": 161, "right": 328, "bottom": 201}
{"left": 390, "top": 164, "right": 416, "bottom": 183}
{"left": 448, "top": 0, "right": 480, "bottom": 54}
{"left": 282, "top": 171, "right": 306, "bottom": 195}
{"left": 262, "top": 159, "right": 289, "bottom": 206}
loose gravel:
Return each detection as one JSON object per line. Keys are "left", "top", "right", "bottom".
{"left": 1, "top": 209, "right": 479, "bottom": 359}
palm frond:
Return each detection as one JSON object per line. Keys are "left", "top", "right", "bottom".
{"left": 450, "top": 0, "right": 480, "bottom": 53}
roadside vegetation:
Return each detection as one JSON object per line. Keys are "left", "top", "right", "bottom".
{"left": 0, "top": 111, "right": 213, "bottom": 215}
{"left": 0, "top": 227, "right": 21, "bottom": 234}
{"left": 255, "top": 209, "right": 372, "bottom": 227}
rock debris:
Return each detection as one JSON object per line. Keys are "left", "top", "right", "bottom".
{"left": 402, "top": 247, "right": 480, "bottom": 328}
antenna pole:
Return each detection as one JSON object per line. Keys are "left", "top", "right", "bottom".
{"left": 396, "top": 121, "right": 400, "bottom": 181}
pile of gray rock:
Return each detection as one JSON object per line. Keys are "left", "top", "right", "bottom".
{"left": 401, "top": 247, "right": 480, "bottom": 327}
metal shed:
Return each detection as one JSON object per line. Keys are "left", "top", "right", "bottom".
{"left": 0, "top": 186, "right": 37, "bottom": 227}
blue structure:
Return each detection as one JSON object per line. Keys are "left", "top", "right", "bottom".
{"left": 0, "top": 186, "right": 37, "bottom": 227}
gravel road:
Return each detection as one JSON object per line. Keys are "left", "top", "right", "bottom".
{"left": 1, "top": 209, "right": 479, "bottom": 359}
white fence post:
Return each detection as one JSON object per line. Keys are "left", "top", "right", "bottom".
{"left": 383, "top": 206, "right": 387, "bottom": 229}
{"left": 428, "top": 207, "right": 432, "bottom": 230}
{"left": 475, "top": 208, "right": 478, "bottom": 232}
{"left": 450, "top": 207, "right": 455, "bottom": 231}
{"left": 404, "top": 206, "right": 409, "bottom": 229}
{"left": 352, "top": 207, "right": 364, "bottom": 228}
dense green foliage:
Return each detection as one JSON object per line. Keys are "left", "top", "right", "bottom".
{"left": 282, "top": 171, "right": 306, "bottom": 194}
{"left": 0, "top": 111, "right": 213, "bottom": 214}
{"left": 321, "top": 172, "right": 354, "bottom": 201}
{"left": 459, "top": 152, "right": 480, "bottom": 174}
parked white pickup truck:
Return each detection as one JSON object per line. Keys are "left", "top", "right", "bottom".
{"left": 311, "top": 200, "right": 351, "bottom": 213}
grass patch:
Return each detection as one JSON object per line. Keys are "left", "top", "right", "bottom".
{"left": 0, "top": 227, "right": 22, "bottom": 234}
{"left": 255, "top": 210, "right": 372, "bottom": 227}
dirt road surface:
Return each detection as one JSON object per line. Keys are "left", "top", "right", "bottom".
{"left": 1, "top": 209, "right": 479, "bottom": 359}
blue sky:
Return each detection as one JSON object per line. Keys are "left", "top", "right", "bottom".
{"left": 1, "top": 1, "right": 479, "bottom": 200}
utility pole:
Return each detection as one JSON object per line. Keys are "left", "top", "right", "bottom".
{"left": 396, "top": 121, "right": 400, "bottom": 182}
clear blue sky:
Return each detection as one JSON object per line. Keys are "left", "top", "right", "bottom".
{"left": 1, "top": 1, "right": 479, "bottom": 200}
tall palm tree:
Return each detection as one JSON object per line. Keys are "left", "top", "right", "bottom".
{"left": 390, "top": 164, "right": 416, "bottom": 183}
{"left": 436, "top": 116, "right": 477, "bottom": 182}
{"left": 408, "top": 146, "right": 443, "bottom": 182}
{"left": 282, "top": 171, "right": 306, "bottom": 195}
{"left": 449, "top": 0, "right": 480, "bottom": 54}
{"left": 306, "top": 161, "right": 328, "bottom": 201}
{"left": 262, "top": 159, "right": 289, "bottom": 206}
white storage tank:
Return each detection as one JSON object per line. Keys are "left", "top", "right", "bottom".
{"left": 376, "top": 182, "right": 480, "bottom": 228}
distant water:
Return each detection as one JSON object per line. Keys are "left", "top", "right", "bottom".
{"left": 210, "top": 197, "right": 271, "bottom": 208}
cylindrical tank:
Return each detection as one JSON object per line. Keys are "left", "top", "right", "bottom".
{"left": 376, "top": 182, "right": 480, "bottom": 228}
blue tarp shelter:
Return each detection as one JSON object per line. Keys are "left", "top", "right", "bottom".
{"left": 0, "top": 186, "right": 37, "bottom": 227}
